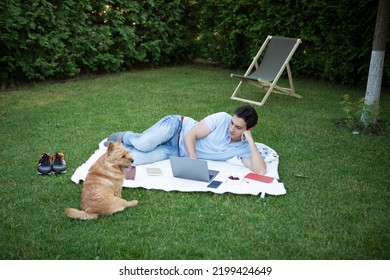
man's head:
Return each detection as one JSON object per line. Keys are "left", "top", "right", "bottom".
{"left": 233, "top": 105, "right": 258, "bottom": 129}
{"left": 228, "top": 105, "right": 258, "bottom": 142}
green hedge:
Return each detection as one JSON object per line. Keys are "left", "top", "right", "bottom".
{"left": 0, "top": 0, "right": 196, "bottom": 85}
{"left": 196, "top": 0, "right": 389, "bottom": 87}
{"left": 1, "top": 0, "right": 389, "bottom": 87}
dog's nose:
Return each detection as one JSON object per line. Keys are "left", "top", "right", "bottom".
{"left": 130, "top": 158, "right": 134, "bottom": 163}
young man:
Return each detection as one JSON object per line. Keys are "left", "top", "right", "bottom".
{"left": 106, "top": 105, "right": 266, "bottom": 174}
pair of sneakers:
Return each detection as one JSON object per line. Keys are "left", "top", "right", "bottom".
{"left": 37, "top": 152, "right": 67, "bottom": 175}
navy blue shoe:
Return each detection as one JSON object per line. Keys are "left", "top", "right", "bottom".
{"left": 37, "top": 153, "right": 52, "bottom": 175}
{"left": 52, "top": 152, "right": 67, "bottom": 174}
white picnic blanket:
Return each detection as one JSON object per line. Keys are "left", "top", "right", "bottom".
{"left": 71, "top": 139, "right": 286, "bottom": 198}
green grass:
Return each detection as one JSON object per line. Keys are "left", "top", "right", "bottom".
{"left": 0, "top": 64, "right": 389, "bottom": 260}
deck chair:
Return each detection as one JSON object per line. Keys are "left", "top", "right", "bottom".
{"left": 231, "top": 35, "right": 302, "bottom": 106}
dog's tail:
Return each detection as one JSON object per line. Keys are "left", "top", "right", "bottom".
{"left": 65, "top": 208, "right": 99, "bottom": 220}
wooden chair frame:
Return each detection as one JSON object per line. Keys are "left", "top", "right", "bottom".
{"left": 231, "top": 36, "right": 302, "bottom": 106}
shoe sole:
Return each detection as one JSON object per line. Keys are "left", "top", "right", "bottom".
{"left": 53, "top": 170, "right": 67, "bottom": 174}
{"left": 37, "top": 171, "right": 52, "bottom": 175}
{"left": 38, "top": 169, "right": 67, "bottom": 175}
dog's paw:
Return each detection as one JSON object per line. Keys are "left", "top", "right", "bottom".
{"left": 128, "top": 200, "right": 138, "bottom": 207}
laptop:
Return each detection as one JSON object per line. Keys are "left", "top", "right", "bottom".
{"left": 169, "top": 156, "right": 219, "bottom": 182}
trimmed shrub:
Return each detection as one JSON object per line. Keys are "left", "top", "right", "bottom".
{"left": 195, "top": 0, "right": 389, "bottom": 87}
{"left": 0, "top": 0, "right": 388, "bottom": 87}
{"left": 0, "top": 0, "right": 195, "bottom": 85}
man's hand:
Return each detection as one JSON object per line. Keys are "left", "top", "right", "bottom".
{"left": 241, "top": 129, "right": 266, "bottom": 174}
{"left": 241, "top": 129, "right": 254, "bottom": 142}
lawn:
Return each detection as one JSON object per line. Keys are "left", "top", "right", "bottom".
{"left": 0, "top": 64, "right": 389, "bottom": 260}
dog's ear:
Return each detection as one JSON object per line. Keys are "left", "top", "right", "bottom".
{"left": 116, "top": 138, "right": 122, "bottom": 144}
{"left": 107, "top": 142, "right": 114, "bottom": 155}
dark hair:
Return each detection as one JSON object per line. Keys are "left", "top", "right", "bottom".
{"left": 234, "top": 105, "right": 258, "bottom": 129}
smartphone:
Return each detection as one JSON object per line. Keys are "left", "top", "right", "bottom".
{"left": 207, "top": 180, "right": 222, "bottom": 188}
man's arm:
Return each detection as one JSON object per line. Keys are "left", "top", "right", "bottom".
{"left": 241, "top": 130, "right": 266, "bottom": 174}
{"left": 184, "top": 119, "right": 211, "bottom": 159}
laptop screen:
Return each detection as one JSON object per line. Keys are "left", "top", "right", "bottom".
{"left": 169, "top": 156, "right": 219, "bottom": 182}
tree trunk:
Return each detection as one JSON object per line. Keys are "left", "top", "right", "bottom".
{"left": 362, "top": 0, "right": 390, "bottom": 126}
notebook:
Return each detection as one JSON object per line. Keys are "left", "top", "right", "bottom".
{"left": 244, "top": 172, "right": 274, "bottom": 183}
{"left": 169, "top": 156, "right": 219, "bottom": 182}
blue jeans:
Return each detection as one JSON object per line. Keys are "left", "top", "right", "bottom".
{"left": 122, "top": 115, "right": 182, "bottom": 165}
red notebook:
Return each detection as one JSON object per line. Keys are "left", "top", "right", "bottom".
{"left": 244, "top": 173, "right": 274, "bottom": 183}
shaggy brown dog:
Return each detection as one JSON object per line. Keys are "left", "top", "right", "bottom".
{"left": 66, "top": 141, "right": 138, "bottom": 220}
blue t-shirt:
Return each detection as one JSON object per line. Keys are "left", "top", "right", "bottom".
{"left": 178, "top": 112, "right": 251, "bottom": 161}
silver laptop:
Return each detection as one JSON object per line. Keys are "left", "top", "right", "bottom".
{"left": 169, "top": 156, "right": 219, "bottom": 182}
